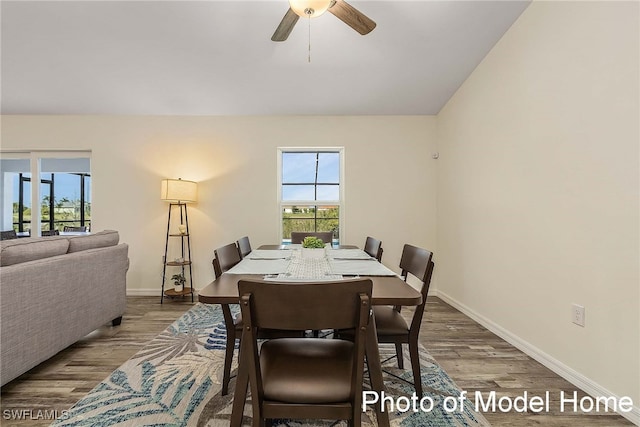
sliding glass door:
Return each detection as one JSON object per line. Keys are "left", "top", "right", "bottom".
{"left": 0, "top": 152, "right": 91, "bottom": 236}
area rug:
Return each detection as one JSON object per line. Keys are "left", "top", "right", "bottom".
{"left": 51, "top": 303, "right": 490, "bottom": 427}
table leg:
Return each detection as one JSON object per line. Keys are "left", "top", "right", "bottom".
{"left": 366, "top": 311, "right": 390, "bottom": 427}
{"left": 231, "top": 331, "right": 249, "bottom": 427}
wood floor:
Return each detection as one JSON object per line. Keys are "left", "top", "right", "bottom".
{"left": 0, "top": 296, "right": 633, "bottom": 426}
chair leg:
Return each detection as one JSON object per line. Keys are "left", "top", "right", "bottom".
{"left": 353, "top": 404, "right": 361, "bottom": 426}
{"left": 395, "top": 342, "right": 404, "bottom": 369}
{"left": 252, "top": 411, "right": 265, "bottom": 427}
{"left": 409, "top": 339, "right": 422, "bottom": 397}
{"left": 222, "top": 329, "right": 235, "bottom": 396}
{"left": 221, "top": 304, "right": 236, "bottom": 396}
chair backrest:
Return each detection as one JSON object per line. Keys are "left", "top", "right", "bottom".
{"left": 399, "top": 244, "right": 435, "bottom": 332}
{"left": 290, "top": 231, "right": 333, "bottom": 245}
{"left": 41, "top": 230, "right": 60, "bottom": 236}
{"left": 236, "top": 236, "right": 252, "bottom": 259}
{"left": 0, "top": 230, "right": 17, "bottom": 240}
{"left": 64, "top": 226, "right": 86, "bottom": 232}
{"left": 364, "top": 236, "right": 383, "bottom": 262}
{"left": 399, "top": 244, "right": 432, "bottom": 284}
{"left": 213, "top": 242, "right": 242, "bottom": 278}
{"left": 238, "top": 278, "right": 372, "bottom": 331}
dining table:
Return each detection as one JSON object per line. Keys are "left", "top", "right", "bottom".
{"left": 198, "top": 244, "right": 423, "bottom": 427}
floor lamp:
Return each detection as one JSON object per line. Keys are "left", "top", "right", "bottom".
{"left": 160, "top": 178, "right": 197, "bottom": 303}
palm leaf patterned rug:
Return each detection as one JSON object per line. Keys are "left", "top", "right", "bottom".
{"left": 51, "top": 303, "right": 490, "bottom": 427}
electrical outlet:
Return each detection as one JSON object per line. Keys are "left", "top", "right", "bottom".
{"left": 572, "top": 304, "right": 585, "bottom": 327}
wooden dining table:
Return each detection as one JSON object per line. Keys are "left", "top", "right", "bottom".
{"left": 197, "top": 244, "right": 423, "bottom": 427}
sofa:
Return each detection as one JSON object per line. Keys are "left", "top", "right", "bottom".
{"left": 0, "top": 230, "right": 129, "bottom": 386}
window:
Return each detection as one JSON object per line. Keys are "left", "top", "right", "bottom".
{"left": 0, "top": 152, "right": 91, "bottom": 236}
{"left": 278, "top": 148, "right": 344, "bottom": 245}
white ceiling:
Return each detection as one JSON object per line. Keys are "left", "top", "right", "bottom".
{"left": 1, "top": 0, "right": 530, "bottom": 115}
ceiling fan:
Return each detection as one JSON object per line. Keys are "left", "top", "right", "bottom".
{"left": 272, "top": 0, "right": 376, "bottom": 42}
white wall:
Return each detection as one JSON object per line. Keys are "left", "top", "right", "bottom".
{"left": 0, "top": 115, "right": 438, "bottom": 293}
{"left": 436, "top": 0, "right": 639, "bottom": 417}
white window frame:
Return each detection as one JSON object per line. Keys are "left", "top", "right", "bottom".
{"left": 277, "top": 147, "right": 345, "bottom": 244}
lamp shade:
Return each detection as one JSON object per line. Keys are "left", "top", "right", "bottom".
{"left": 161, "top": 179, "right": 197, "bottom": 203}
{"left": 289, "top": 0, "right": 332, "bottom": 17}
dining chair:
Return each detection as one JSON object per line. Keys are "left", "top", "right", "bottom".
{"left": 290, "top": 231, "right": 333, "bottom": 245}
{"left": 213, "top": 242, "right": 304, "bottom": 395}
{"left": 238, "top": 278, "right": 372, "bottom": 426}
{"left": 41, "top": 230, "right": 60, "bottom": 236}
{"left": 236, "top": 236, "right": 252, "bottom": 259}
{"left": 212, "top": 242, "right": 243, "bottom": 395}
{"left": 373, "top": 244, "right": 434, "bottom": 397}
{"left": 364, "top": 236, "right": 383, "bottom": 262}
{"left": 212, "top": 242, "right": 242, "bottom": 278}
{"left": 63, "top": 226, "right": 87, "bottom": 232}
{"left": 0, "top": 230, "right": 17, "bottom": 241}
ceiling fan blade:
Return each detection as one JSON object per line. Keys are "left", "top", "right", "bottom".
{"left": 328, "top": 0, "right": 376, "bottom": 35}
{"left": 272, "top": 8, "right": 299, "bottom": 42}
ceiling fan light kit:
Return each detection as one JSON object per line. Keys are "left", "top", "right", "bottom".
{"left": 289, "top": 0, "right": 332, "bottom": 18}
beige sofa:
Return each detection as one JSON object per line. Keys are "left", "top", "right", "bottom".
{"left": 0, "top": 230, "right": 129, "bottom": 386}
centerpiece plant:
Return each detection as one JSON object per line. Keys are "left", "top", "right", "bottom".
{"left": 302, "top": 236, "right": 325, "bottom": 248}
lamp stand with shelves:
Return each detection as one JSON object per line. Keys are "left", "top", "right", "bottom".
{"left": 160, "top": 178, "right": 197, "bottom": 304}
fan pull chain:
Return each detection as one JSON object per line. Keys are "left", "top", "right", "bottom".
{"left": 308, "top": 14, "right": 311, "bottom": 63}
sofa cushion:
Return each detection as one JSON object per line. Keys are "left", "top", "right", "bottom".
{"left": 0, "top": 236, "right": 70, "bottom": 266}
{"left": 67, "top": 230, "right": 119, "bottom": 253}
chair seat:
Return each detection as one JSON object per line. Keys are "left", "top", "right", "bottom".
{"left": 373, "top": 306, "right": 410, "bottom": 336}
{"left": 260, "top": 338, "right": 355, "bottom": 404}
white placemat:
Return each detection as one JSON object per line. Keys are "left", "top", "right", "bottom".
{"left": 328, "top": 259, "right": 398, "bottom": 276}
{"left": 225, "top": 258, "right": 290, "bottom": 274}
{"left": 246, "top": 249, "right": 291, "bottom": 260}
{"left": 327, "top": 248, "right": 374, "bottom": 260}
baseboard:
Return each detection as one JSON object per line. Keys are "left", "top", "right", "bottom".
{"left": 126, "top": 288, "right": 200, "bottom": 297}
{"left": 432, "top": 289, "right": 640, "bottom": 426}
{"left": 126, "top": 288, "right": 160, "bottom": 296}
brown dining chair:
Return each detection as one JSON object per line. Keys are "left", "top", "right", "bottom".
{"left": 290, "top": 231, "right": 333, "bottom": 245}
{"left": 212, "top": 243, "right": 243, "bottom": 395}
{"left": 364, "top": 236, "right": 383, "bottom": 262}
{"left": 0, "top": 230, "right": 17, "bottom": 240}
{"left": 238, "top": 278, "right": 372, "bottom": 426}
{"left": 41, "top": 230, "right": 60, "bottom": 236}
{"left": 373, "top": 244, "right": 434, "bottom": 397}
{"left": 236, "top": 236, "right": 252, "bottom": 259}
{"left": 213, "top": 242, "right": 304, "bottom": 395}
{"left": 212, "top": 242, "right": 242, "bottom": 278}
